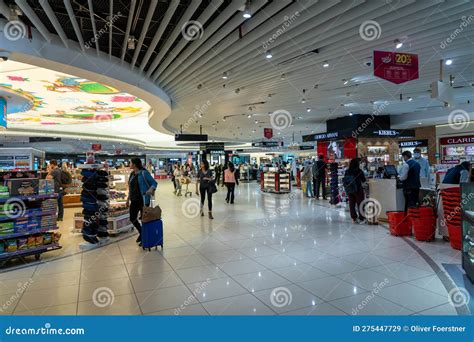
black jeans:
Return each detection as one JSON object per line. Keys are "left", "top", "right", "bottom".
{"left": 313, "top": 176, "right": 326, "bottom": 199}
{"left": 129, "top": 200, "right": 144, "bottom": 237}
{"left": 403, "top": 188, "right": 420, "bottom": 213}
{"left": 225, "top": 183, "right": 235, "bottom": 203}
{"left": 200, "top": 186, "right": 213, "bottom": 211}
{"left": 57, "top": 191, "right": 64, "bottom": 219}
{"left": 348, "top": 189, "right": 365, "bottom": 221}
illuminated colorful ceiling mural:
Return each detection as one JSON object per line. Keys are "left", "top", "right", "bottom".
{"left": 0, "top": 61, "right": 150, "bottom": 126}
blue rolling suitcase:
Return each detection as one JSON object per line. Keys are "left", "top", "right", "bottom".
{"left": 141, "top": 219, "right": 163, "bottom": 251}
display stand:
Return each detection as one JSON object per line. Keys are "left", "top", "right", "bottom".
{"left": 0, "top": 193, "right": 61, "bottom": 265}
{"left": 261, "top": 170, "right": 291, "bottom": 193}
{"left": 329, "top": 163, "right": 340, "bottom": 205}
{"left": 461, "top": 183, "right": 474, "bottom": 283}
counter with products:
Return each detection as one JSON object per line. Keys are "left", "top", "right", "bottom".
{"left": 261, "top": 168, "right": 291, "bottom": 193}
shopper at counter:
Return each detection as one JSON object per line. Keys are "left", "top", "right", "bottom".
{"left": 344, "top": 158, "right": 367, "bottom": 224}
{"left": 313, "top": 155, "right": 327, "bottom": 200}
{"left": 47, "top": 159, "right": 64, "bottom": 222}
{"left": 127, "top": 157, "right": 158, "bottom": 245}
{"left": 399, "top": 151, "right": 421, "bottom": 211}
{"left": 413, "top": 148, "right": 430, "bottom": 179}
{"left": 442, "top": 161, "right": 471, "bottom": 184}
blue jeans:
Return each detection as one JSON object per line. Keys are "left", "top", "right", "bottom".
{"left": 306, "top": 180, "right": 313, "bottom": 197}
{"left": 57, "top": 192, "right": 64, "bottom": 219}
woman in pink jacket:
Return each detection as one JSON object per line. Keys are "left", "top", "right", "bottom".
{"left": 223, "top": 162, "right": 239, "bottom": 204}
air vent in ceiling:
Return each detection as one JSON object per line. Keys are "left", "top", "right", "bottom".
{"left": 278, "top": 49, "right": 319, "bottom": 66}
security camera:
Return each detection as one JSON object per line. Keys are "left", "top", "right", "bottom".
{"left": 0, "top": 51, "right": 10, "bottom": 62}
{"left": 363, "top": 57, "right": 372, "bottom": 67}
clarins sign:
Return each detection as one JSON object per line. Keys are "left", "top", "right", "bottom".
{"left": 439, "top": 135, "right": 474, "bottom": 145}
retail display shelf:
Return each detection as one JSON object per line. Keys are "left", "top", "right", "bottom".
{"left": 0, "top": 193, "right": 58, "bottom": 203}
{"left": 0, "top": 243, "right": 61, "bottom": 261}
{"left": 0, "top": 210, "right": 56, "bottom": 222}
{"left": 0, "top": 226, "right": 58, "bottom": 240}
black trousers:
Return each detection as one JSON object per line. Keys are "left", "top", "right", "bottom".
{"left": 403, "top": 188, "right": 420, "bottom": 213}
{"left": 129, "top": 200, "right": 144, "bottom": 237}
{"left": 225, "top": 183, "right": 235, "bottom": 203}
{"left": 200, "top": 186, "right": 213, "bottom": 211}
{"left": 313, "top": 176, "right": 326, "bottom": 199}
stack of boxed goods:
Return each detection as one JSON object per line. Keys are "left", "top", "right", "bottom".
{"left": 0, "top": 232, "right": 61, "bottom": 254}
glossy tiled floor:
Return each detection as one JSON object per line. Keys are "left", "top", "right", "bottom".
{"left": 0, "top": 181, "right": 467, "bottom": 316}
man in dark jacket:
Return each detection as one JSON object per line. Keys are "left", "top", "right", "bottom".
{"left": 312, "top": 155, "right": 327, "bottom": 199}
{"left": 399, "top": 151, "right": 421, "bottom": 212}
{"left": 442, "top": 161, "right": 471, "bottom": 184}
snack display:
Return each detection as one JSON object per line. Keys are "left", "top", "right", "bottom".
{"left": 7, "top": 178, "right": 39, "bottom": 196}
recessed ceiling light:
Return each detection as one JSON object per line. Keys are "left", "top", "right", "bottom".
{"left": 445, "top": 59, "right": 453, "bottom": 65}
{"left": 222, "top": 117, "right": 226, "bottom": 122}
{"left": 301, "top": 98, "right": 306, "bottom": 104}
{"left": 306, "top": 108, "right": 311, "bottom": 112}
{"left": 222, "top": 72, "right": 228, "bottom": 79}
{"left": 265, "top": 50, "right": 273, "bottom": 59}
{"left": 408, "top": 97, "right": 413, "bottom": 102}
{"left": 342, "top": 79, "right": 349, "bottom": 85}
{"left": 254, "top": 120, "right": 258, "bottom": 124}
{"left": 322, "top": 61, "right": 329, "bottom": 67}
{"left": 349, "top": 112, "right": 353, "bottom": 116}
{"left": 394, "top": 39, "right": 403, "bottom": 49}
{"left": 280, "top": 74, "right": 286, "bottom": 80}
{"left": 247, "top": 114, "right": 252, "bottom": 118}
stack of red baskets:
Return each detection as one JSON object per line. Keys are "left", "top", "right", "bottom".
{"left": 441, "top": 187, "right": 462, "bottom": 250}
{"left": 408, "top": 207, "right": 436, "bottom": 241}
{"left": 387, "top": 211, "right": 412, "bottom": 236}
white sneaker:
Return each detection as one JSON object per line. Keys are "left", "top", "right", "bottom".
{"left": 79, "top": 241, "right": 100, "bottom": 250}
{"left": 358, "top": 219, "right": 368, "bottom": 225}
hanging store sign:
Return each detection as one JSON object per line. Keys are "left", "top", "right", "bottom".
{"left": 264, "top": 128, "right": 273, "bottom": 139}
{"left": 439, "top": 135, "right": 474, "bottom": 145}
{"left": 441, "top": 159, "right": 460, "bottom": 165}
{"left": 299, "top": 145, "right": 315, "bottom": 150}
{"left": 252, "top": 141, "right": 282, "bottom": 148}
{"left": 373, "top": 50, "right": 419, "bottom": 84}
{"left": 302, "top": 132, "right": 339, "bottom": 142}
{"left": 399, "top": 139, "right": 428, "bottom": 148}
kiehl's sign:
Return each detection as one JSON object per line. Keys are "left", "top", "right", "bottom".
{"left": 439, "top": 135, "right": 474, "bottom": 145}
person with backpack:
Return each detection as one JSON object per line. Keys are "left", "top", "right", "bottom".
{"left": 223, "top": 162, "right": 239, "bottom": 204}
{"left": 313, "top": 155, "right": 327, "bottom": 200}
{"left": 343, "top": 158, "right": 367, "bottom": 224}
{"left": 442, "top": 161, "right": 471, "bottom": 184}
{"left": 399, "top": 151, "right": 421, "bottom": 212}
{"left": 47, "top": 159, "right": 71, "bottom": 222}
{"left": 127, "top": 157, "right": 158, "bottom": 245}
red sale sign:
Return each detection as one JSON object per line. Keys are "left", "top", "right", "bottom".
{"left": 264, "top": 128, "right": 273, "bottom": 139}
{"left": 373, "top": 50, "right": 419, "bottom": 84}
{"left": 91, "top": 144, "right": 102, "bottom": 151}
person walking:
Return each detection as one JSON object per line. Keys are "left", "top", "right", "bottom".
{"left": 301, "top": 161, "right": 313, "bottom": 198}
{"left": 223, "top": 162, "right": 239, "bottom": 204}
{"left": 344, "top": 158, "right": 367, "bottom": 224}
{"left": 399, "top": 151, "right": 421, "bottom": 212}
{"left": 127, "top": 157, "right": 157, "bottom": 245}
{"left": 173, "top": 164, "right": 182, "bottom": 196}
{"left": 313, "top": 155, "right": 327, "bottom": 199}
{"left": 47, "top": 159, "right": 65, "bottom": 222}
{"left": 196, "top": 159, "right": 214, "bottom": 219}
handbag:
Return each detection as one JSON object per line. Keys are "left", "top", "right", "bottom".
{"left": 142, "top": 199, "right": 162, "bottom": 223}
{"left": 209, "top": 180, "right": 218, "bottom": 194}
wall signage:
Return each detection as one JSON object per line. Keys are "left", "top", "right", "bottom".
{"left": 264, "top": 128, "right": 273, "bottom": 139}
{"left": 399, "top": 139, "right": 428, "bottom": 148}
{"left": 439, "top": 135, "right": 474, "bottom": 145}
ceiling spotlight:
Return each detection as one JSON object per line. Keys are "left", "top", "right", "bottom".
{"left": 408, "top": 97, "right": 413, "bottom": 102}
{"left": 265, "top": 50, "right": 273, "bottom": 59}
{"left": 222, "top": 72, "right": 228, "bottom": 79}
{"left": 247, "top": 114, "right": 252, "bottom": 118}
{"left": 445, "top": 59, "right": 453, "bottom": 66}
{"left": 349, "top": 112, "right": 353, "bottom": 116}
{"left": 394, "top": 39, "right": 403, "bottom": 49}
{"left": 127, "top": 36, "right": 135, "bottom": 50}
{"left": 322, "top": 61, "right": 329, "bottom": 67}
{"left": 243, "top": 0, "right": 252, "bottom": 19}
{"left": 197, "top": 84, "right": 202, "bottom": 89}
{"left": 342, "top": 79, "right": 349, "bottom": 85}
{"left": 301, "top": 98, "right": 306, "bottom": 104}
{"left": 252, "top": 129, "right": 256, "bottom": 133}
{"left": 418, "top": 122, "right": 422, "bottom": 125}
{"left": 280, "top": 74, "right": 286, "bottom": 80}
{"left": 235, "top": 88, "right": 240, "bottom": 94}
{"left": 222, "top": 117, "right": 226, "bottom": 122}
{"left": 306, "top": 108, "right": 311, "bottom": 112}
{"left": 254, "top": 120, "right": 258, "bottom": 124}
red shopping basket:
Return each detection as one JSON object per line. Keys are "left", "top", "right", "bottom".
{"left": 387, "top": 211, "right": 412, "bottom": 236}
